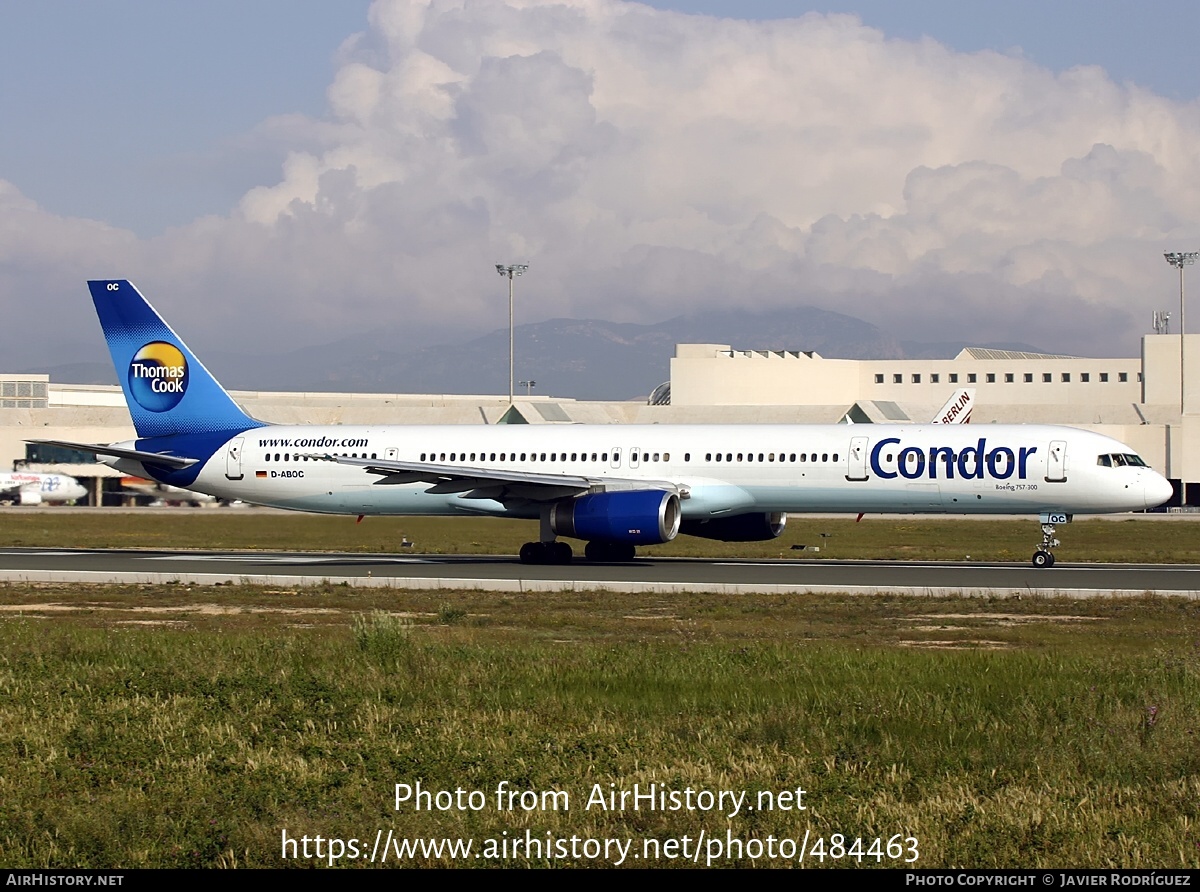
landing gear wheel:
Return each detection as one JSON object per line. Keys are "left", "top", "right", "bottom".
{"left": 584, "top": 541, "right": 637, "bottom": 562}
{"left": 519, "top": 541, "right": 573, "bottom": 565}
{"left": 1031, "top": 550, "right": 1055, "bottom": 568}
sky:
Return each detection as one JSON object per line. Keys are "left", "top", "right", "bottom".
{"left": 2, "top": 0, "right": 1199, "bottom": 368}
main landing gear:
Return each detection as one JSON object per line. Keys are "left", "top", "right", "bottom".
{"left": 1031, "top": 521, "right": 1061, "bottom": 568}
{"left": 584, "top": 541, "right": 636, "bottom": 563}
{"left": 519, "top": 540, "right": 573, "bottom": 565}
{"left": 517, "top": 509, "right": 639, "bottom": 565}
{"left": 519, "top": 508, "right": 574, "bottom": 564}
{"left": 517, "top": 540, "right": 638, "bottom": 564}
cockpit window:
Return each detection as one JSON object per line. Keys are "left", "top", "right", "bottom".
{"left": 1097, "top": 452, "right": 1148, "bottom": 468}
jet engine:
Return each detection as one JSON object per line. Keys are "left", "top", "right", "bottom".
{"left": 550, "top": 490, "right": 681, "bottom": 545}
{"left": 680, "top": 512, "right": 787, "bottom": 542}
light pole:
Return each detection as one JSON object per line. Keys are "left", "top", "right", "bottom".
{"left": 1165, "top": 252, "right": 1199, "bottom": 415}
{"left": 495, "top": 263, "right": 528, "bottom": 405}
{"left": 519, "top": 379, "right": 536, "bottom": 396}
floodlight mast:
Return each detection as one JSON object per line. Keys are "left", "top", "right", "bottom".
{"left": 495, "top": 263, "right": 529, "bottom": 406}
{"left": 1165, "top": 252, "right": 1199, "bottom": 415}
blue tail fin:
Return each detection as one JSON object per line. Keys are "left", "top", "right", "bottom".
{"left": 89, "top": 280, "right": 261, "bottom": 438}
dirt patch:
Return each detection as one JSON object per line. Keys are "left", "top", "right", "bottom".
{"left": 902, "top": 613, "right": 1105, "bottom": 626}
{"left": 899, "top": 639, "right": 1010, "bottom": 650}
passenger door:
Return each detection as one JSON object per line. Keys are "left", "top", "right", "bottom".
{"left": 1045, "top": 440, "right": 1067, "bottom": 482}
{"left": 225, "top": 437, "right": 245, "bottom": 480}
{"left": 846, "top": 436, "right": 869, "bottom": 481}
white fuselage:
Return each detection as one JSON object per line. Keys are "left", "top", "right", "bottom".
{"left": 105, "top": 423, "right": 1171, "bottom": 520}
{"left": 0, "top": 472, "right": 88, "bottom": 505}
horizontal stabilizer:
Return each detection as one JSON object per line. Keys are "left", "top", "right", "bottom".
{"left": 26, "top": 438, "right": 199, "bottom": 470}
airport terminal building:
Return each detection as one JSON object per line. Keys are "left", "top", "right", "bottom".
{"left": 4, "top": 333, "right": 1200, "bottom": 506}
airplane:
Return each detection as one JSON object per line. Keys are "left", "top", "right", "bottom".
{"left": 118, "top": 475, "right": 219, "bottom": 507}
{"left": 0, "top": 471, "right": 88, "bottom": 505}
{"left": 931, "top": 389, "right": 973, "bottom": 424}
{"left": 31, "top": 280, "right": 1173, "bottom": 568}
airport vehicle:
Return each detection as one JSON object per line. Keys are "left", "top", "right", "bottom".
{"left": 0, "top": 471, "right": 87, "bottom": 505}
{"left": 32, "top": 280, "right": 1173, "bottom": 567}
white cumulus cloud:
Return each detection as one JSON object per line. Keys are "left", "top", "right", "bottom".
{"left": 4, "top": 0, "right": 1200, "bottom": 363}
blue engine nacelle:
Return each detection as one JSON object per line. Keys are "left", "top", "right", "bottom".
{"left": 680, "top": 512, "right": 787, "bottom": 542}
{"left": 550, "top": 490, "right": 681, "bottom": 545}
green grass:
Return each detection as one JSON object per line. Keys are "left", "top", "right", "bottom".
{"left": 2, "top": 510, "right": 1198, "bottom": 563}
{"left": 0, "top": 583, "right": 1198, "bottom": 868}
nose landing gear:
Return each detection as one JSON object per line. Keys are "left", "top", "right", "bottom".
{"left": 1031, "top": 519, "right": 1062, "bottom": 568}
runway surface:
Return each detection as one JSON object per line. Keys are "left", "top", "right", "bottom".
{"left": 0, "top": 547, "right": 1197, "bottom": 597}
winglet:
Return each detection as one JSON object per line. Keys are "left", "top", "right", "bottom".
{"left": 88, "top": 280, "right": 261, "bottom": 439}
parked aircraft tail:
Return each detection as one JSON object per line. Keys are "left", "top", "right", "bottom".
{"left": 931, "top": 388, "right": 974, "bottom": 424}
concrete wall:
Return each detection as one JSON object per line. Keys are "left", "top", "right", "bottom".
{"left": 671, "top": 345, "right": 1143, "bottom": 407}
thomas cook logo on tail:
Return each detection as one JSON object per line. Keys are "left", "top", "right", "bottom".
{"left": 128, "top": 342, "right": 189, "bottom": 412}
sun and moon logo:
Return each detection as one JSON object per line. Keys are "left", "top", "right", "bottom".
{"left": 128, "top": 341, "right": 189, "bottom": 412}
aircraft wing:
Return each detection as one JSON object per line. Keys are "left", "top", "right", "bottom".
{"left": 25, "top": 438, "right": 199, "bottom": 470}
{"left": 307, "top": 454, "right": 685, "bottom": 502}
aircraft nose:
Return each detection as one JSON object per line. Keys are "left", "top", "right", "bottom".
{"left": 1146, "top": 473, "right": 1174, "bottom": 509}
